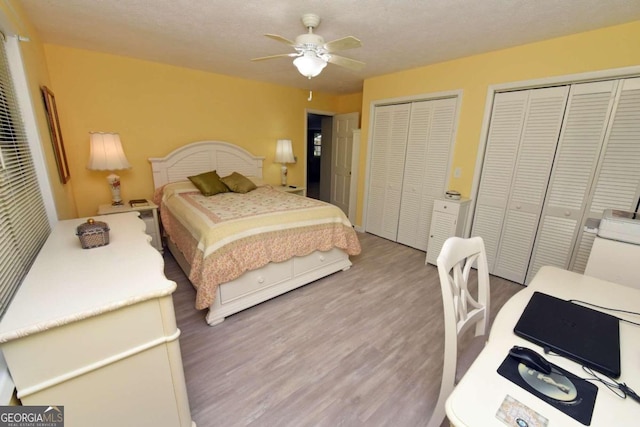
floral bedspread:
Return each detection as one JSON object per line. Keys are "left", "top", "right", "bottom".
{"left": 155, "top": 182, "right": 361, "bottom": 309}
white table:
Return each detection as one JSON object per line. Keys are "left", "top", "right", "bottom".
{"left": 273, "top": 184, "right": 306, "bottom": 196}
{"left": 446, "top": 266, "right": 640, "bottom": 426}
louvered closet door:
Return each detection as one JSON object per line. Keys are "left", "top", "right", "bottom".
{"left": 570, "top": 77, "right": 640, "bottom": 273}
{"left": 365, "top": 104, "right": 411, "bottom": 240}
{"left": 526, "top": 80, "right": 618, "bottom": 284}
{"left": 492, "top": 86, "right": 569, "bottom": 283}
{"left": 397, "top": 97, "right": 457, "bottom": 250}
{"left": 471, "top": 91, "right": 528, "bottom": 271}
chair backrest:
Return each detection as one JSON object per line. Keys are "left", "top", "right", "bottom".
{"left": 427, "top": 236, "right": 490, "bottom": 427}
{"left": 437, "top": 236, "right": 490, "bottom": 340}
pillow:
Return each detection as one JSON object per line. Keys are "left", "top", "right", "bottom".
{"left": 188, "top": 170, "right": 229, "bottom": 196}
{"left": 245, "top": 176, "right": 266, "bottom": 187}
{"left": 221, "top": 172, "right": 257, "bottom": 194}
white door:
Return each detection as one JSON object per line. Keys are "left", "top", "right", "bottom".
{"left": 397, "top": 97, "right": 458, "bottom": 250}
{"left": 348, "top": 129, "right": 361, "bottom": 224}
{"left": 365, "top": 104, "right": 411, "bottom": 240}
{"left": 526, "top": 80, "right": 618, "bottom": 283}
{"left": 331, "top": 112, "right": 359, "bottom": 214}
{"left": 570, "top": 77, "right": 640, "bottom": 273}
{"left": 492, "top": 86, "right": 569, "bottom": 283}
{"left": 471, "top": 91, "right": 529, "bottom": 271}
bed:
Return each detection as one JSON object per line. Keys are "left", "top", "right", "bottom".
{"left": 149, "top": 140, "right": 361, "bottom": 325}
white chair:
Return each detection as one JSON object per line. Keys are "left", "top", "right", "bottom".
{"left": 427, "top": 236, "right": 490, "bottom": 427}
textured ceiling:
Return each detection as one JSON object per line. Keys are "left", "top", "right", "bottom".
{"left": 17, "top": 0, "right": 640, "bottom": 94}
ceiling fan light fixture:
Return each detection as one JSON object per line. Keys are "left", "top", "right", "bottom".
{"left": 255, "top": 13, "right": 363, "bottom": 79}
{"left": 293, "top": 51, "right": 327, "bottom": 78}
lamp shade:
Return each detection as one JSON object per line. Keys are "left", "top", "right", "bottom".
{"left": 87, "top": 132, "right": 131, "bottom": 171}
{"left": 293, "top": 52, "right": 327, "bottom": 78}
{"left": 275, "top": 139, "right": 295, "bottom": 164}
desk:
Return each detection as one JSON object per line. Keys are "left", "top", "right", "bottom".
{"left": 446, "top": 266, "right": 640, "bottom": 426}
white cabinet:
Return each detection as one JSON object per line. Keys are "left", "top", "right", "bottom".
{"left": 0, "top": 213, "right": 194, "bottom": 427}
{"left": 585, "top": 236, "right": 640, "bottom": 289}
{"left": 426, "top": 198, "right": 471, "bottom": 265}
{"left": 366, "top": 97, "right": 459, "bottom": 251}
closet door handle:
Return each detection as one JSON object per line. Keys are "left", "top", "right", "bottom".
{"left": 564, "top": 211, "right": 571, "bottom": 217}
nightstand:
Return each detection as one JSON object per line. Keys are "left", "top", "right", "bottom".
{"left": 274, "top": 185, "right": 306, "bottom": 196}
{"left": 97, "top": 201, "right": 163, "bottom": 252}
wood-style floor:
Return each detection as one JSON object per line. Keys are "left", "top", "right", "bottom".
{"left": 166, "top": 232, "right": 523, "bottom": 427}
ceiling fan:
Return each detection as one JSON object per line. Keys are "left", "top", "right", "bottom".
{"left": 252, "top": 13, "right": 365, "bottom": 79}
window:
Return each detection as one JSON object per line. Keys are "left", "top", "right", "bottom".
{"left": 313, "top": 132, "right": 322, "bottom": 157}
{"left": 0, "top": 36, "right": 50, "bottom": 319}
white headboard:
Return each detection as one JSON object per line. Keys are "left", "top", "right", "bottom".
{"left": 149, "top": 140, "right": 265, "bottom": 188}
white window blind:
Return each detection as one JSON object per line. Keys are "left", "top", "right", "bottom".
{"left": 0, "top": 36, "right": 50, "bottom": 319}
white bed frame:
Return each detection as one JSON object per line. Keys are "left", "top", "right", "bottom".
{"left": 149, "top": 141, "right": 352, "bottom": 325}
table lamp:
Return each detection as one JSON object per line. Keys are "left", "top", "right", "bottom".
{"left": 275, "top": 139, "right": 295, "bottom": 186}
{"left": 87, "top": 132, "right": 131, "bottom": 205}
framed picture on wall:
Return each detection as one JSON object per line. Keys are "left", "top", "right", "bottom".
{"left": 41, "top": 85, "right": 70, "bottom": 184}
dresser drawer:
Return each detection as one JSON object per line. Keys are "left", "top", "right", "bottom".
{"left": 433, "top": 199, "right": 460, "bottom": 215}
{"left": 2, "top": 297, "right": 171, "bottom": 395}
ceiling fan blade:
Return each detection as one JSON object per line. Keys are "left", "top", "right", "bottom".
{"left": 264, "top": 34, "right": 296, "bottom": 47}
{"left": 327, "top": 54, "right": 365, "bottom": 71}
{"left": 324, "top": 36, "right": 362, "bottom": 52}
{"left": 251, "top": 53, "right": 298, "bottom": 62}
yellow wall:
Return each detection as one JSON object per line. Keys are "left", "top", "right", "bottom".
{"left": 43, "top": 45, "right": 357, "bottom": 217}
{"left": 14, "top": 3, "right": 639, "bottom": 223}
{"left": 358, "top": 20, "right": 640, "bottom": 225}
{"left": 0, "top": 1, "right": 77, "bottom": 219}
{"left": 337, "top": 92, "right": 363, "bottom": 121}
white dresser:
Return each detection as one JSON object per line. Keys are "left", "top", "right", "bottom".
{"left": 426, "top": 198, "right": 471, "bottom": 266}
{"left": 0, "top": 213, "right": 194, "bottom": 427}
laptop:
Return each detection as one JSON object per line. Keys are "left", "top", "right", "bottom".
{"left": 514, "top": 291, "right": 621, "bottom": 378}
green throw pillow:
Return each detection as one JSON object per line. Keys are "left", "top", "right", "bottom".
{"left": 188, "top": 170, "right": 229, "bottom": 196}
{"left": 221, "top": 172, "right": 257, "bottom": 194}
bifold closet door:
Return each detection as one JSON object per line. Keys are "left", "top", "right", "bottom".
{"left": 491, "top": 86, "right": 569, "bottom": 283}
{"left": 470, "top": 91, "right": 528, "bottom": 272}
{"left": 365, "top": 103, "right": 411, "bottom": 240}
{"left": 472, "top": 87, "right": 569, "bottom": 281}
{"left": 570, "top": 77, "right": 640, "bottom": 273}
{"left": 526, "top": 80, "right": 619, "bottom": 283}
{"left": 397, "top": 97, "right": 458, "bottom": 250}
